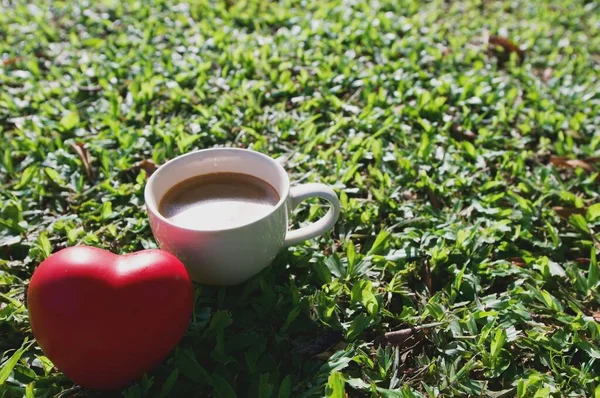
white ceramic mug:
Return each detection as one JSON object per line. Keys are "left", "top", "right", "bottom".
{"left": 144, "top": 148, "right": 341, "bottom": 285}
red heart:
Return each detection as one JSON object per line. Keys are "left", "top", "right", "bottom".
{"left": 27, "top": 246, "right": 194, "bottom": 390}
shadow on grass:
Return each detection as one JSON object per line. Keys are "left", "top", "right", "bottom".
{"left": 124, "top": 250, "right": 339, "bottom": 397}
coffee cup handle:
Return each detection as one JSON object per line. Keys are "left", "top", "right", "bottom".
{"left": 284, "top": 183, "right": 341, "bottom": 247}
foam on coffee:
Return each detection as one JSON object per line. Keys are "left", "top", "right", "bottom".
{"left": 158, "top": 172, "right": 280, "bottom": 230}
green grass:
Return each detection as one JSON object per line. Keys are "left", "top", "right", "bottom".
{"left": 1, "top": 0, "right": 600, "bottom": 396}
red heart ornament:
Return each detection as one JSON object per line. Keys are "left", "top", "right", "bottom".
{"left": 27, "top": 246, "right": 194, "bottom": 390}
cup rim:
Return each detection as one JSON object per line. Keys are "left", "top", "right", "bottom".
{"left": 144, "top": 147, "right": 291, "bottom": 233}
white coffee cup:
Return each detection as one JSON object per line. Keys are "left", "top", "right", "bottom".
{"left": 144, "top": 148, "right": 341, "bottom": 285}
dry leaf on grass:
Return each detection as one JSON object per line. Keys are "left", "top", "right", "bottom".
{"left": 136, "top": 160, "right": 159, "bottom": 176}
{"left": 553, "top": 206, "right": 587, "bottom": 219}
{"left": 426, "top": 188, "right": 443, "bottom": 210}
{"left": 488, "top": 35, "right": 525, "bottom": 65}
{"left": 421, "top": 260, "right": 433, "bottom": 293}
{"left": 542, "top": 68, "right": 553, "bottom": 82}
{"left": 550, "top": 156, "right": 594, "bottom": 172}
{"left": 2, "top": 57, "right": 23, "bottom": 66}
{"left": 71, "top": 142, "right": 93, "bottom": 181}
{"left": 590, "top": 310, "right": 600, "bottom": 323}
{"left": 509, "top": 257, "right": 526, "bottom": 267}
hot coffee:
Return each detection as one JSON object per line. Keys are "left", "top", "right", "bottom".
{"left": 158, "top": 172, "right": 280, "bottom": 230}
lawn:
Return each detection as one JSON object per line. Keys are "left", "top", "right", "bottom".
{"left": 1, "top": 0, "right": 600, "bottom": 396}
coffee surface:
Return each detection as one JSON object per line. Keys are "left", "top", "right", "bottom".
{"left": 159, "top": 173, "right": 280, "bottom": 230}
